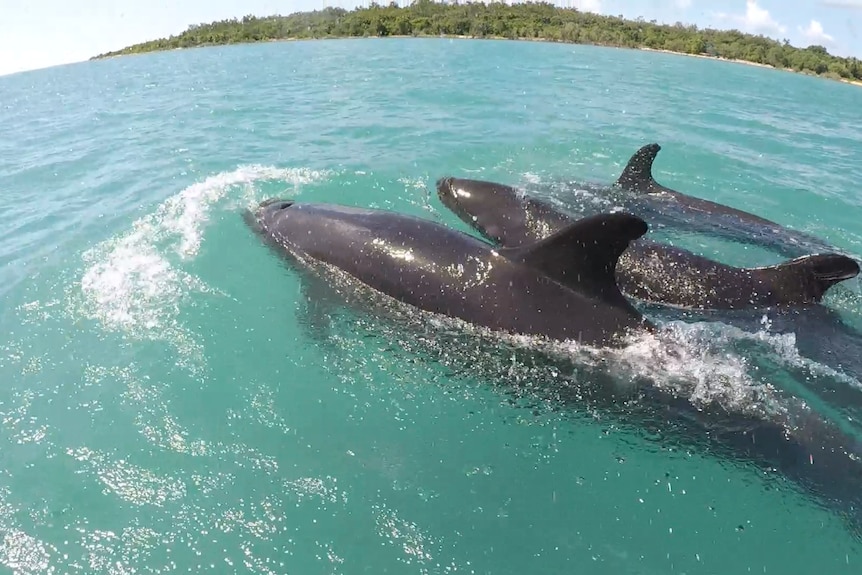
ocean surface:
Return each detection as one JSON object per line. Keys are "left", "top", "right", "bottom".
{"left": 2, "top": 37, "right": 862, "bottom": 574}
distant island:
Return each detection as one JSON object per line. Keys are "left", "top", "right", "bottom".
{"left": 91, "top": 0, "right": 862, "bottom": 85}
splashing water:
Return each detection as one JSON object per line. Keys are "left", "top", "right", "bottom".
{"left": 67, "top": 165, "right": 332, "bottom": 371}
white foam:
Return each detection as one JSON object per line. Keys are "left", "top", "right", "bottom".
{"left": 336, "top": 279, "right": 778, "bottom": 418}
{"left": 524, "top": 320, "right": 778, "bottom": 415}
{"left": 72, "top": 165, "right": 331, "bottom": 370}
{"left": 614, "top": 321, "right": 780, "bottom": 413}
{"left": 717, "top": 319, "right": 862, "bottom": 391}
{"left": 557, "top": 318, "right": 862, "bottom": 414}
{"left": 521, "top": 172, "right": 543, "bottom": 185}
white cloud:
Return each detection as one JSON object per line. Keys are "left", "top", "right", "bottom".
{"left": 713, "top": 1, "right": 787, "bottom": 37}
{"left": 675, "top": 0, "right": 692, "bottom": 8}
{"left": 572, "top": 0, "right": 602, "bottom": 13}
{"left": 799, "top": 20, "right": 835, "bottom": 44}
{"left": 741, "top": 0, "right": 787, "bottom": 35}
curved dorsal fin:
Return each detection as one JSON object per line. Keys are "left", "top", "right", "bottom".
{"left": 615, "top": 143, "right": 661, "bottom": 192}
{"left": 499, "top": 212, "right": 647, "bottom": 305}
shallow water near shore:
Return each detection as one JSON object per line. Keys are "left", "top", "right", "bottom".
{"left": 2, "top": 37, "right": 862, "bottom": 573}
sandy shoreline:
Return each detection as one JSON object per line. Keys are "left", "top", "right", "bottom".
{"left": 312, "top": 36, "right": 860, "bottom": 88}
{"left": 637, "top": 46, "right": 862, "bottom": 87}
{"left": 96, "top": 35, "right": 862, "bottom": 88}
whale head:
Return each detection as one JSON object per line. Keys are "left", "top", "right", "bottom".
{"left": 244, "top": 197, "right": 296, "bottom": 242}
{"left": 436, "top": 176, "right": 530, "bottom": 243}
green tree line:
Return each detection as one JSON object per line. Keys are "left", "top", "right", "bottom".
{"left": 91, "top": 0, "right": 862, "bottom": 83}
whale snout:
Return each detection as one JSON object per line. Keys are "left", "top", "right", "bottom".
{"left": 246, "top": 198, "right": 297, "bottom": 236}
{"left": 436, "top": 177, "right": 454, "bottom": 190}
{"left": 435, "top": 177, "right": 464, "bottom": 213}
{"left": 436, "top": 177, "right": 455, "bottom": 199}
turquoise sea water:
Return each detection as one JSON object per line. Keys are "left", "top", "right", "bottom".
{"left": 2, "top": 37, "right": 862, "bottom": 573}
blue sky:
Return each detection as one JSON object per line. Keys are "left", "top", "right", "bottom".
{"left": 1, "top": 0, "right": 860, "bottom": 77}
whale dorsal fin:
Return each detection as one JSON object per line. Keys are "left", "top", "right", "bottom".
{"left": 499, "top": 212, "right": 648, "bottom": 304}
{"left": 615, "top": 143, "right": 661, "bottom": 192}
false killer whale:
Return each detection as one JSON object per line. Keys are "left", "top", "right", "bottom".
{"left": 243, "top": 198, "right": 862, "bottom": 536}
{"left": 246, "top": 198, "right": 653, "bottom": 348}
{"left": 435, "top": 176, "right": 859, "bottom": 311}
{"left": 616, "top": 143, "right": 779, "bottom": 226}
{"left": 615, "top": 143, "right": 839, "bottom": 258}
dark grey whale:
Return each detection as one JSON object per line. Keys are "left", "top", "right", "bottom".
{"left": 242, "top": 198, "right": 862, "bottom": 537}
{"left": 616, "top": 143, "right": 779, "bottom": 226}
{"left": 615, "top": 143, "right": 838, "bottom": 258}
{"left": 436, "top": 176, "right": 859, "bottom": 311}
{"left": 246, "top": 198, "right": 653, "bottom": 348}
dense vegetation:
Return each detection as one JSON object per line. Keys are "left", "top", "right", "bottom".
{"left": 92, "top": 0, "right": 862, "bottom": 83}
